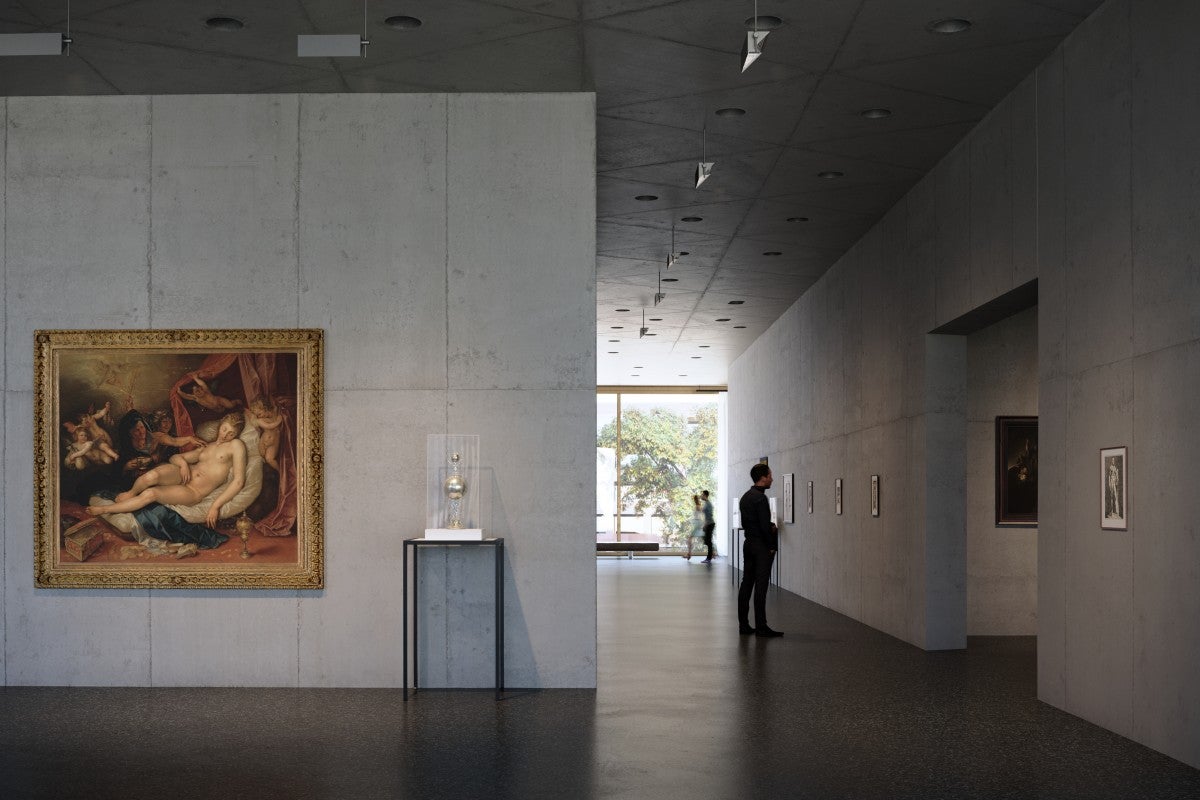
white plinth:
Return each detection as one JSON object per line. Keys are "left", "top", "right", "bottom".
{"left": 424, "top": 528, "right": 485, "bottom": 541}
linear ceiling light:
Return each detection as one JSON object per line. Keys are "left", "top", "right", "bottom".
{"left": 0, "top": 1, "right": 71, "bottom": 56}
{"left": 299, "top": 0, "right": 370, "bottom": 57}
{"left": 740, "top": 0, "right": 768, "bottom": 72}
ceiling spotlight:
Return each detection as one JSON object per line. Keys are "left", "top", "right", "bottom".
{"left": 818, "top": 171, "right": 844, "bottom": 179}
{"left": 299, "top": 33, "right": 369, "bottom": 57}
{"left": 206, "top": 17, "right": 244, "bottom": 31}
{"left": 385, "top": 15, "right": 422, "bottom": 29}
{"left": 654, "top": 266, "right": 667, "bottom": 306}
{"left": 1, "top": 1, "right": 71, "bottom": 56}
{"left": 861, "top": 108, "right": 892, "bottom": 119}
{"left": 927, "top": 18, "right": 972, "bottom": 34}
{"left": 741, "top": 1, "right": 769, "bottom": 73}
{"left": 0, "top": 31, "right": 71, "bottom": 55}
{"left": 715, "top": 107, "right": 746, "bottom": 118}
{"left": 695, "top": 126, "right": 715, "bottom": 188}
{"left": 635, "top": 194, "right": 658, "bottom": 201}
{"left": 639, "top": 311, "right": 649, "bottom": 338}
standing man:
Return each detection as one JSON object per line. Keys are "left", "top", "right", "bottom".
{"left": 738, "top": 464, "right": 783, "bottom": 637}
{"left": 700, "top": 490, "right": 716, "bottom": 563}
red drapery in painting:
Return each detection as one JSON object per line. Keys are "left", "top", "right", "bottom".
{"left": 168, "top": 353, "right": 297, "bottom": 537}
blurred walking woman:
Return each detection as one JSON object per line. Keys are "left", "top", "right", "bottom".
{"left": 686, "top": 494, "right": 704, "bottom": 560}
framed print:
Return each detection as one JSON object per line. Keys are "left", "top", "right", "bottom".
{"left": 35, "top": 329, "right": 324, "bottom": 589}
{"left": 1100, "top": 446, "right": 1128, "bottom": 530}
{"left": 806, "top": 481, "right": 814, "bottom": 515}
{"left": 995, "top": 416, "right": 1038, "bottom": 527}
{"left": 782, "top": 473, "right": 794, "bottom": 524}
{"left": 835, "top": 478, "right": 843, "bottom": 516}
{"left": 871, "top": 475, "right": 880, "bottom": 517}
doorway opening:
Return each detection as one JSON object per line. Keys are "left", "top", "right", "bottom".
{"left": 596, "top": 389, "right": 727, "bottom": 557}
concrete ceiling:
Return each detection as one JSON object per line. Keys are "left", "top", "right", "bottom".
{"left": 0, "top": 0, "right": 1104, "bottom": 386}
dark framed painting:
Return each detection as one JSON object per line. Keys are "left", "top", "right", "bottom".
{"left": 995, "top": 416, "right": 1038, "bottom": 527}
{"left": 35, "top": 329, "right": 325, "bottom": 589}
{"left": 1100, "top": 446, "right": 1128, "bottom": 530}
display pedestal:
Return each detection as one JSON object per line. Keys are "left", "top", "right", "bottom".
{"left": 423, "top": 528, "right": 485, "bottom": 541}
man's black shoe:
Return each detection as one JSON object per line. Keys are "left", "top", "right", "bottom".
{"left": 754, "top": 627, "right": 784, "bottom": 638}
{"left": 739, "top": 626, "right": 756, "bottom": 635}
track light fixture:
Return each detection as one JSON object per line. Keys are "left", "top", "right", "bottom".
{"left": 695, "top": 126, "right": 715, "bottom": 188}
{"left": 654, "top": 267, "right": 666, "bottom": 306}
{"left": 0, "top": 0, "right": 71, "bottom": 56}
{"left": 299, "top": 0, "right": 371, "bottom": 57}
{"left": 741, "top": 0, "right": 768, "bottom": 73}
{"left": 666, "top": 222, "right": 684, "bottom": 270}
{"left": 639, "top": 310, "right": 650, "bottom": 339}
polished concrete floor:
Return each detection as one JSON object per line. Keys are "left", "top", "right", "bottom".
{"left": 3, "top": 558, "right": 1199, "bottom": 799}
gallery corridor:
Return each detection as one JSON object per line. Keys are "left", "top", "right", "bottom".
{"left": 1, "top": 558, "right": 1198, "bottom": 799}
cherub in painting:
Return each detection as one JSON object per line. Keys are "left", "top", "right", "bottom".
{"left": 247, "top": 396, "right": 284, "bottom": 471}
{"left": 63, "top": 402, "right": 119, "bottom": 469}
{"left": 178, "top": 374, "right": 241, "bottom": 412}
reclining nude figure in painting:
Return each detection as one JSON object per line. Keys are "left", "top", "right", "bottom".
{"left": 88, "top": 412, "right": 247, "bottom": 529}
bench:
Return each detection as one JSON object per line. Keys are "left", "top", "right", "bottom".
{"left": 595, "top": 542, "right": 660, "bottom": 559}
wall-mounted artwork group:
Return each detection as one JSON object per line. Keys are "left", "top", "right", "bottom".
{"left": 35, "top": 329, "right": 324, "bottom": 589}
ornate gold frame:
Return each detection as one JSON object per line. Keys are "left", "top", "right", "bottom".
{"left": 35, "top": 329, "right": 324, "bottom": 589}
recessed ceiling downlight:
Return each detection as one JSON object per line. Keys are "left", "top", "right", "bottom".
{"left": 681, "top": 216, "right": 703, "bottom": 222}
{"left": 818, "top": 171, "right": 844, "bottom": 179}
{"left": 861, "top": 108, "right": 892, "bottom": 119}
{"left": 744, "top": 15, "right": 784, "bottom": 30}
{"left": 787, "top": 216, "right": 809, "bottom": 223}
{"left": 662, "top": 278, "right": 679, "bottom": 283}
{"left": 205, "top": 17, "right": 244, "bottom": 30}
{"left": 927, "top": 18, "right": 971, "bottom": 34}
{"left": 763, "top": 251, "right": 782, "bottom": 256}
{"left": 734, "top": 325, "right": 747, "bottom": 329}
{"left": 385, "top": 15, "right": 423, "bottom": 29}
{"left": 715, "top": 318, "right": 731, "bottom": 322}
{"left": 715, "top": 107, "right": 746, "bottom": 117}
{"left": 635, "top": 194, "right": 658, "bottom": 201}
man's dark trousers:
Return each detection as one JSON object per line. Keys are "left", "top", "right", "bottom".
{"left": 737, "top": 535, "right": 775, "bottom": 629}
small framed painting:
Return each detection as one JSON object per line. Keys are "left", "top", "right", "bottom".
{"left": 835, "top": 478, "right": 843, "bottom": 516}
{"left": 782, "top": 473, "right": 794, "bottom": 524}
{"left": 1100, "top": 446, "right": 1128, "bottom": 530}
{"left": 806, "top": 481, "right": 814, "bottom": 514}
{"left": 995, "top": 416, "right": 1038, "bottom": 527}
{"left": 871, "top": 475, "right": 880, "bottom": 517}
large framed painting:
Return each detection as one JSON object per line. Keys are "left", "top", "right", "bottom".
{"left": 35, "top": 329, "right": 324, "bottom": 589}
{"left": 995, "top": 416, "right": 1038, "bottom": 528}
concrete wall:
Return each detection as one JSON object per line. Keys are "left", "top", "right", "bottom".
{"left": 966, "top": 308, "right": 1038, "bottom": 635}
{"left": 729, "top": 0, "right": 1200, "bottom": 768}
{"left": 0, "top": 93, "right": 598, "bottom": 689}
